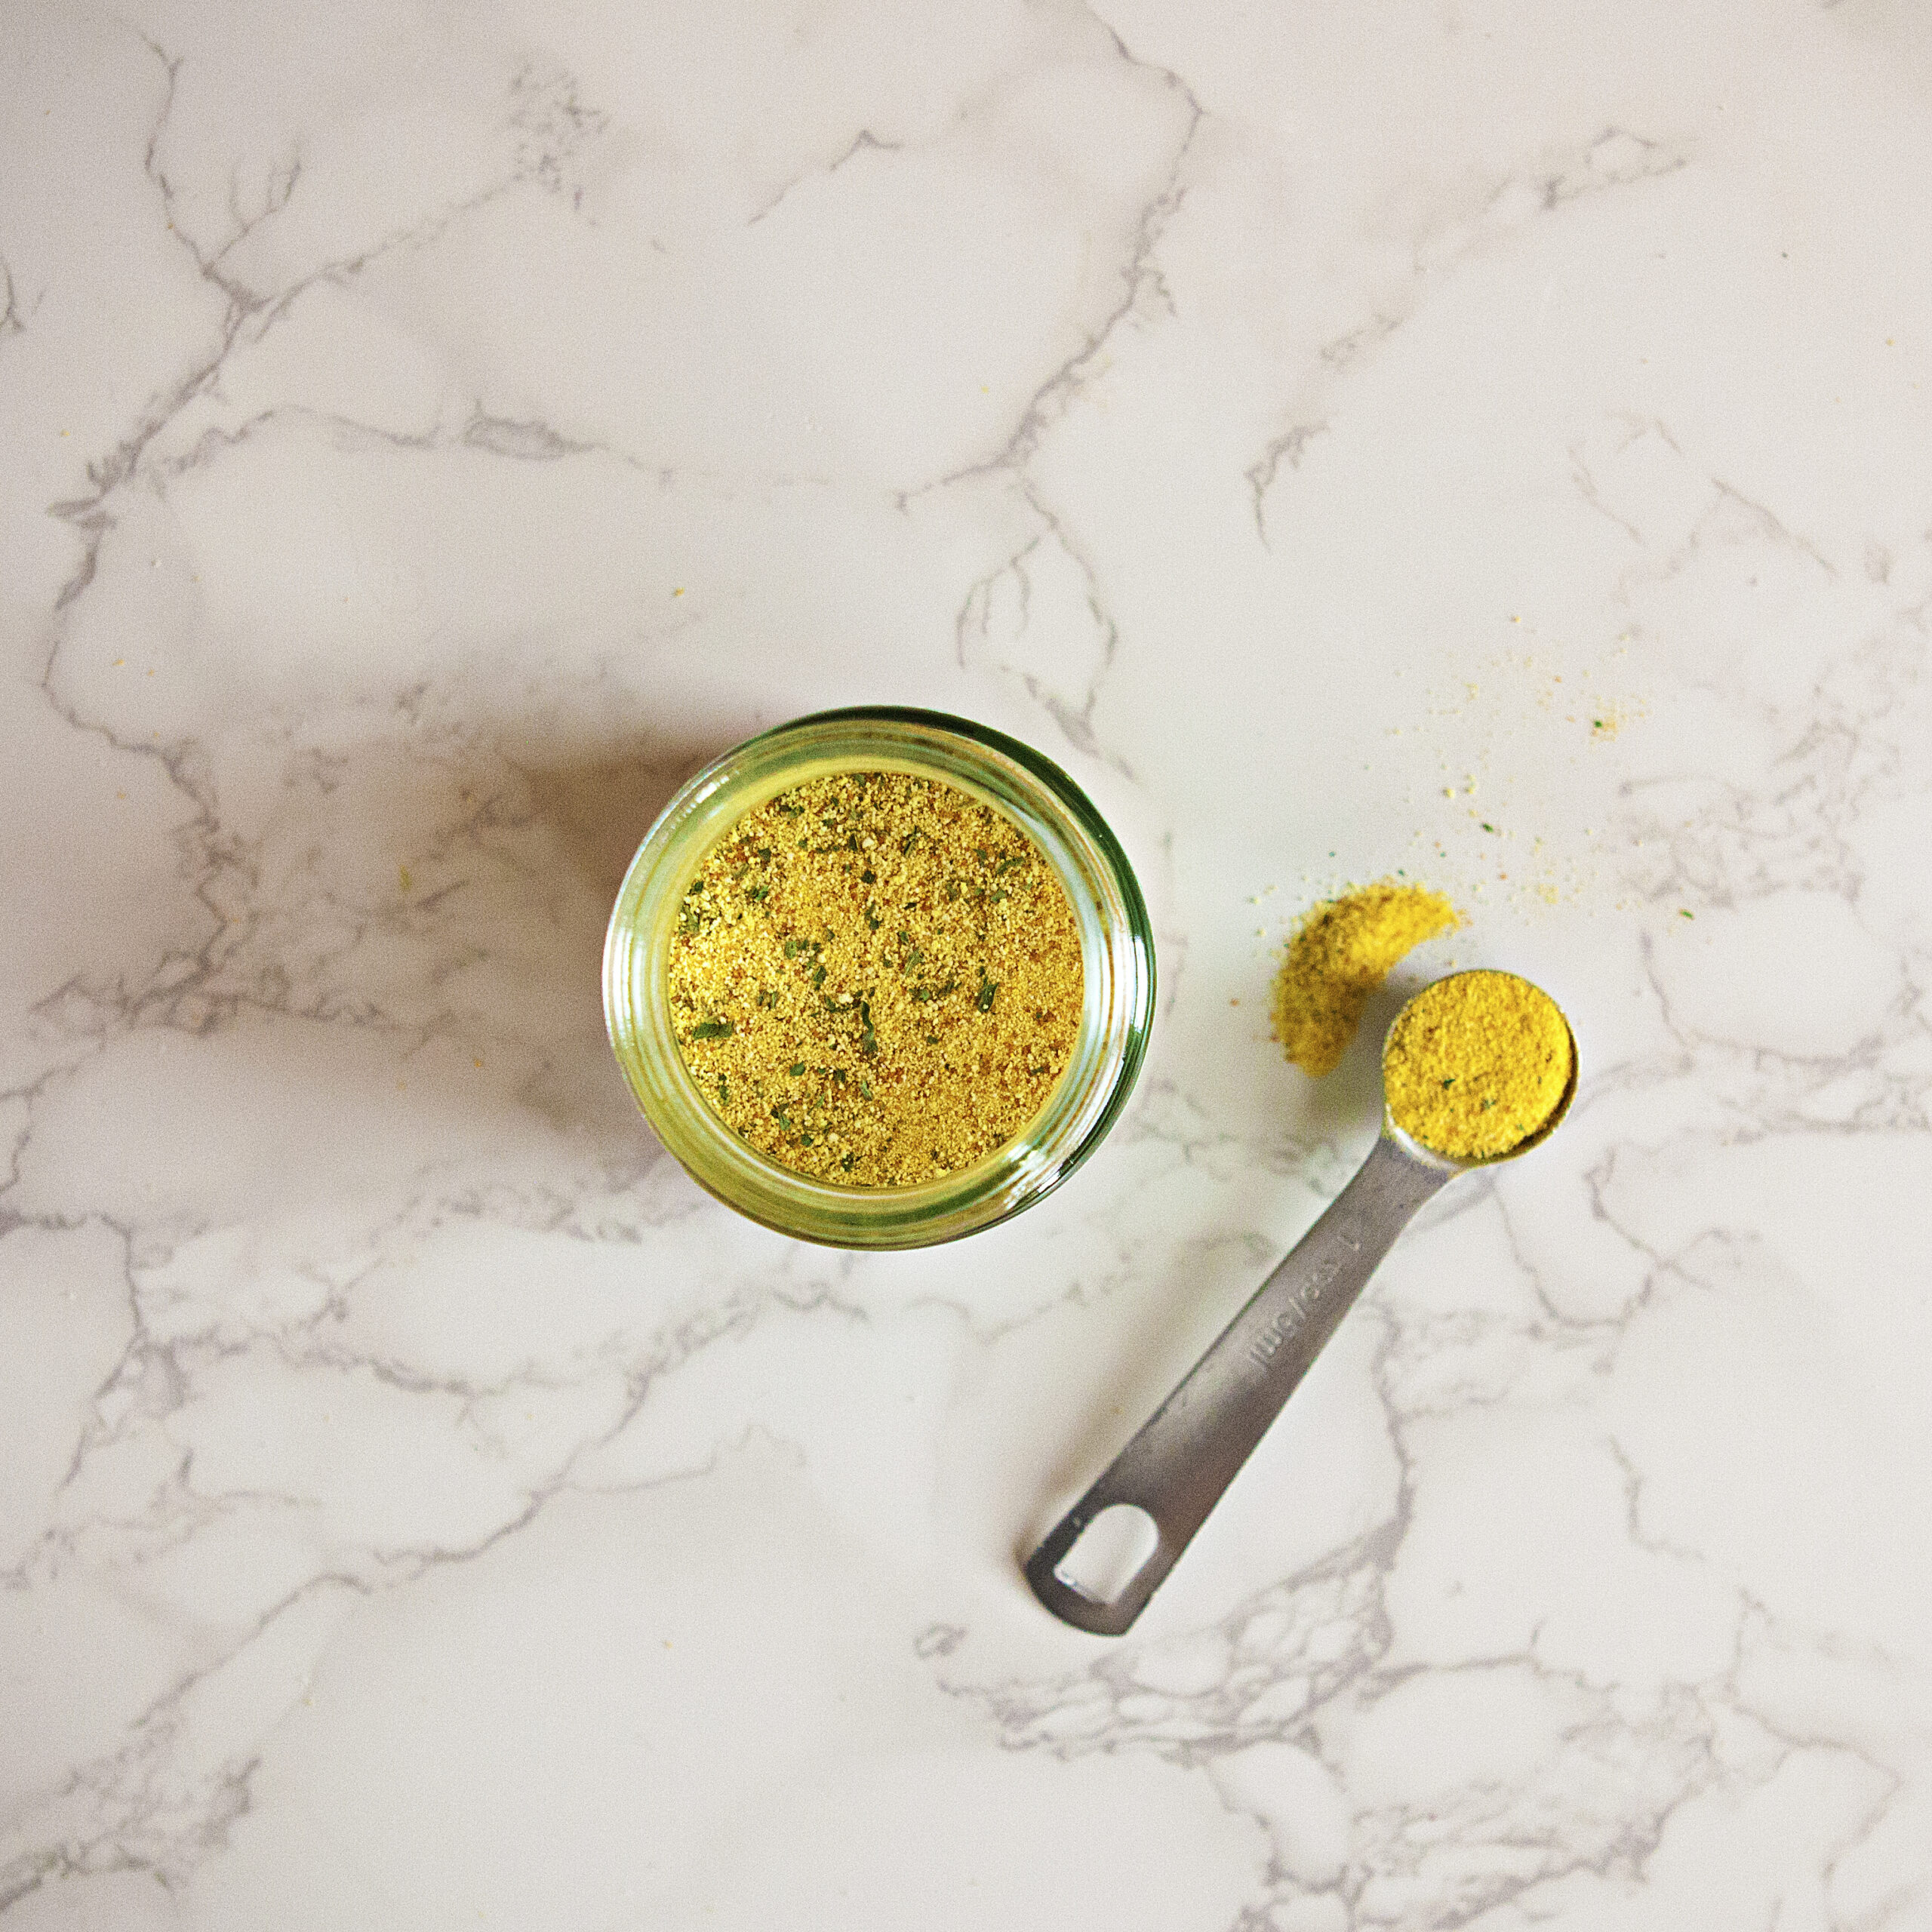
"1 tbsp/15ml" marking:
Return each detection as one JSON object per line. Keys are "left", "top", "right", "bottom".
{"left": 1247, "top": 1220, "right": 1362, "bottom": 1370}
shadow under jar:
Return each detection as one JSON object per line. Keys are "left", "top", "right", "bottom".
{"left": 604, "top": 707, "right": 1156, "bottom": 1249}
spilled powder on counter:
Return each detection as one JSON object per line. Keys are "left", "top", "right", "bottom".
{"left": 1383, "top": 970, "right": 1572, "bottom": 1159}
{"left": 1270, "top": 882, "right": 1460, "bottom": 1075}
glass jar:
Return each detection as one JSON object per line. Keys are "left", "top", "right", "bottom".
{"left": 604, "top": 706, "right": 1156, "bottom": 1248}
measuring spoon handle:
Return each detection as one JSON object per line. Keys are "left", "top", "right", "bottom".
{"left": 1025, "top": 1133, "right": 1453, "bottom": 1635}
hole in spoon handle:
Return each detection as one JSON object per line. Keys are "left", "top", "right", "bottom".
{"left": 1023, "top": 1502, "right": 1168, "bottom": 1637}
{"left": 1024, "top": 1135, "right": 1453, "bottom": 1635}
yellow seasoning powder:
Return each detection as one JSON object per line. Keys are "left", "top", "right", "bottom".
{"left": 1383, "top": 971, "right": 1574, "bottom": 1161}
{"left": 666, "top": 771, "right": 1083, "bottom": 1187}
{"left": 1271, "top": 883, "right": 1460, "bottom": 1076}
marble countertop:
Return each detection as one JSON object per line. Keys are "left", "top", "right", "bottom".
{"left": 6, "top": 3, "right": 1930, "bottom": 1925}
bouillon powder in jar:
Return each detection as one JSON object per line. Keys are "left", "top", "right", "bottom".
{"left": 666, "top": 770, "right": 1083, "bottom": 1187}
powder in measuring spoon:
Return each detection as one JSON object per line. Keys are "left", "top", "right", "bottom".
{"left": 1383, "top": 970, "right": 1572, "bottom": 1159}
{"left": 667, "top": 771, "right": 1084, "bottom": 1187}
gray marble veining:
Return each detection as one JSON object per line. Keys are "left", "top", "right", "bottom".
{"left": 3, "top": 2, "right": 1930, "bottom": 1925}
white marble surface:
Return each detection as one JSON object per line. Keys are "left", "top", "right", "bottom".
{"left": 5, "top": 1, "right": 1932, "bottom": 1924}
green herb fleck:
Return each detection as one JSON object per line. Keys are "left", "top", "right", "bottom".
{"left": 691, "top": 1018, "right": 734, "bottom": 1040}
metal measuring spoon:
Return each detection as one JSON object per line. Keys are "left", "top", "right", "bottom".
{"left": 1024, "top": 974, "right": 1577, "bottom": 1637}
